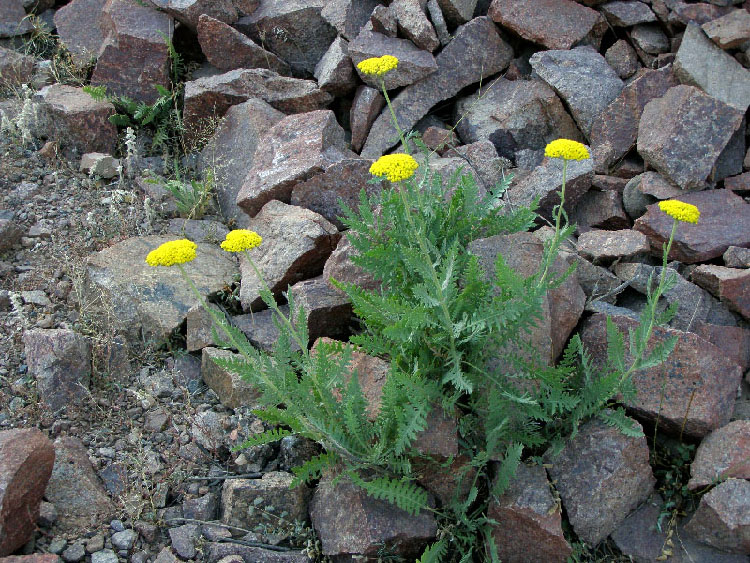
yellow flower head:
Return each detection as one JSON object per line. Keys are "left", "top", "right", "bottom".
{"left": 544, "top": 139, "right": 590, "bottom": 161}
{"left": 145, "top": 239, "right": 197, "bottom": 267}
{"left": 356, "top": 55, "right": 399, "bottom": 77}
{"left": 220, "top": 229, "right": 263, "bottom": 252}
{"left": 369, "top": 153, "right": 419, "bottom": 182}
{"left": 658, "top": 200, "right": 700, "bottom": 224}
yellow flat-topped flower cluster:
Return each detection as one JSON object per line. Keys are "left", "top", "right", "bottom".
{"left": 369, "top": 153, "right": 419, "bottom": 182}
{"left": 544, "top": 139, "right": 590, "bottom": 161}
{"left": 220, "top": 229, "right": 263, "bottom": 252}
{"left": 357, "top": 55, "right": 399, "bottom": 76}
{"left": 146, "top": 239, "right": 197, "bottom": 266}
{"left": 658, "top": 200, "right": 700, "bottom": 224}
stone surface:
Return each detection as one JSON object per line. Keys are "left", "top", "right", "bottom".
{"left": 230, "top": 305, "right": 301, "bottom": 354}
{"left": 361, "top": 17, "right": 512, "bottom": 158}
{"left": 669, "top": 2, "right": 733, "bottom": 26}
{"left": 0, "top": 219, "right": 23, "bottom": 251}
{"left": 200, "top": 98, "right": 284, "bottom": 227}
{"left": 201, "top": 347, "right": 260, "bottom": 410}
{"left": 724, "top": 246, "right": 750, "bottom": 268}
{"left": 488, "top": 0, "right": 606, "bottom": 50}
{"left": 309, "top": 472, "right": 436, "bottom": 560}
{"left": 321, "top": 0, "right": 380, "bottom": 40}
{"left": 45, "top": 437, "right": 115, "bottom": 534}
{"left": 391, "top": 0, "right": 440, "bottom": 52}
{"left": 149, "top": 0, "right": 237, "bottom": 31}
{"left": 0, "top": 429, "right": 55, "bottom": 557}
{"left": 79, "top": 153, "right": 118, "bottom": 179}
{"left": 349, "top": 86, "right": 385, "bottom": 153}
{"left": 0, "top": 46, "right": 36, "bottom": 89}
{"left": 165, "top": 218, "right": 229, "bottom": 243}
{"left": 168, "top": 524, "right": 199, "bottom": 559}
{"left": 486, "top": 464, "right": 572, "bottom": 563}
{"left": 186, "top": 302, "right": 222, "bottom": 352}
{"left": 0, "top": 0, "right": 32, "bottom": 38}
{"left": 288, "top": 276, "right": 352, "bottom": 343}
{"left": 684, "top": 479, "right": 750, "bottom": 554}
{"left": 221, "top": 472, "right": 310, "bottom": 536}
{"left": 369, "top": 5, "right": 398, "bottom": 37}
{"left": 314, "top": 36, "right": 356, "bottom": 96}
{"left": 577, "top": 229, "right": 649, "bottom": 264}
{"left": 90, "top": 0, "right": 173, "bottom": 104}
{"left": 239, "top": 0, "right": 337, "bottom": 76}
{"left": 691, "top": 264, "right": 750, "bottom": 320}
{"left": 580, "top": 313, "right": 743, "bottom": 438}
{"left": 203, "top": 544, "right": 310, "bottom": 563}
{"left": 83, "top": 235, "right": 238, "bottom": 345}
{"left": 634, "top": 189, "right": 750, "bottom": 263}
{"left": 23, "top": 329, "right": 92, "bottom": 412}
{"left": 236, "top": 110, "right": 353, "bottom": 218}
{"left": 197, "top": 14, "right": 290, "bottom": 75}
{"left": 545, "top": 415, "right": 655, "bottom": 545}
{"left": 631, "top": 23, "right": 670, "bottom": 54}
{"left": 437, "top": 0, "right": 478, "bottom": 25}
{"left": 693, "top": 322, "right": 750, "bottom": 373}
{"left": 703, "top": 9, "right": 750, "bottom": 49}
{"left": 0, "top": 557, "right": 62, "bottom": 563}
{"left": 622, "top": 171, "right": 682, "bottom": 220}
{"left": 725, "top": 171, "right": 750, "bottom": 191}
{"left": 530, "top": 46, "right": 623, "bottom": 139}
{"left": 601, "top": 1, "right": 657, "bottom": 26}
{"left": 688, "top": 420, "right": 750, "bottom": 490}
{"left": 34, "top": 84, "right": 117, "bottom": 159}
{"left": 454, "top": 78, "right": 583, "bottom": 162}
{"left": 572, "top": 188, "right": 630, "bottom": 231}
{"left": 590, "top": 67, "right": 678, "bottom": 174}
{"left": 239, "top": 201, "right": 340, "bottom": 311}
{"left": 675, "top": 23, "right": 750, "bottom": 111}
{"left": 349, "top": 30, "right": 438, "bottom": 91}
{"left": 605, "top": 39, "right": 639, "bottom": 79}
{"left": 323, "top": 235, "right": 380, "bottom": 294}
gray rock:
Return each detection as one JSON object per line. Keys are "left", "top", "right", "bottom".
{"left": 436, "top": 0, "right": 478, "bottom": 25}
{"left": 149, "top": 0, "right": 237, "bottom": 31}
{"left": 0, "top": 45, "right": 36, "bottom": 88}
{"left": 0, "top": 218, "right": 23, "bottom": 250}
{"left": 62, "top": 543, "right": 85, "bottom": 562}
{"left": 577, "top": 229, "right": 649, "bottom": 265}
{"left": 230, "top": 305, "right": 301, "bottom": 353}
{"left": 314, "top": 37, "right": 356, "bottom": 96}
{"left": 370, "top": 5, "right": 398, "bottom": 37}
{"left": 90, "top": 550, "right": 119, "bottom": 563}
{"left": 391, "top": 0, "right": 440, "bottom": 52}
{"left": 605, "top": 39, "right": 639, "bottom": 79}
{"left": 684, "top": 479, "right": 750, "bottom": 554}
{"left": 0, "top": 0, "right": 33, "bottom": 38}
{"left": 572, "top": 188, "right": 630, "bottom": 231}
{"left": 204, "top": 544, "right": 311, "bottom": 563}
{"left": 166, "top": 218, "right": 229, "bottom": 244}
{"left": 169, "top": 523, "right": 200, "bottom": 559}
{"left": 630, "top": 23, "right": 670, "bottom": 54}
{"left": 191, "top": 410, "right": 227, "bottom": 452}
{"left": 110, "top": 530, "right": 137, "bottom": 552}
{"left": 724, "top": 246, "right": 750, "bottom": 268}
{"left": 362, "top": 17, "right": 512, "bottom": 158}
{"left": 675, "top": 23, "right": 750, "bottom": 111}
{"left": 702, "top": 9, "right": 750, "bottom": 49}
{"left": 601, "top": 1, "right": 657, "bottom": 26}
{"left": 349, "top": 85, "right": 385, "bottom": 153}
{"left": 183, "top": 493, "right": 218, "bottom": 521}
{"left": 201, "top": 347, "right": 261, "bottom": 410}
{"left": 288, "top": 276, "right": 352, "bottom": 343}
{"left": 186, "top": 302, "right": 223, "bottom": 352}
{"left": 687, "top": 420, "right": 750, "bottom": 491}
{"left": 530, "top": 46, "right": 624, "bottom": 139}
{"left": 321, "top": 0, "right": 380, "bottom": 40}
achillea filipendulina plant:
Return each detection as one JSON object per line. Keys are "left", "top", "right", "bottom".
{"left": 369, "top": 153, "right": 419, "bottom": 182}
{"left": 356, "top": 55, "right": 399, "bottom": 77}
{"left": 658, "top": 199, "right": 700, "bottom": 224}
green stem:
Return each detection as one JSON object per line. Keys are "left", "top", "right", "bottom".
{"left": 380, "top": 78, "right": 409, "bottom": 154}
{"left": 537, "top": 159, "right": 569, "bottom": 288}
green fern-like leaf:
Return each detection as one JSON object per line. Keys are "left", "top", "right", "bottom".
{"left": 417, "top": 540, "right": 448, "bottom": 563}
{"left": 290, "top": 453, "right": 336, "bottom": 487}
{"left": 347, "top": 471, "right": 428, "bottom": 516}
{"left": 233, "top": 427, "right": 292, "bottom": 451}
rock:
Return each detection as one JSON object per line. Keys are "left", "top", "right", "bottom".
{"left": 45, "top": 437, "right": 115, "bottom": 534}
{"left": 199, "top": 98, "right": 284, "bottom": 227}
{"left": 369, "top": 5, "right": 398, "bottom": 37}
{"left": 197, "top": 14, "right": 290, "bottom": 75}
{"left": 693, "top": 322, "right": 750, "bottom": 373}
{"left": 361, "top": 17, "right": 512, "bottom": 158}
{"left": 23, "top": 329, "right": 91, "bottom": 413}
{"left": 83, "top": 235, "right": 238, "bottom": 345}
{"left": 436, "top": 0, "right": 478, "bottom": 25}
{"left": 0, "top": 557, "right": 61, "bottom": 563}
{"left": 0, "top": 0, "right": 32, "bottom": 38}
{"left": 545, "top": 415, "right": 655, "bottom": 545}
{"left": 529, "top": 46, "right": 624, "bottom": 139}
{"left": 590, "top": 67, "right": 678, "bottom": 174}
{"left": 182, "top": 68, "right": 333, "bottom": 135}
{"left": 349, "top": 30, "right": 438, "bottom": 90}
{"left": 0, "top": 429, "right": 55, "bottom": 557}
{"left": 79, "top": 152, "right": 118, "bottom": 179}
{"left": 577, "top": 229, "right": 649, "bottom": 265}
{"left": 0, "top": 218, "right": 23, "bottom": 251}
{"left": 309, "top": 472, "right": 436, "bottom": 560}
{"left": 572, "top": 189, "right": 630, "bottom": 231}
{"left": 622, "top": 171, "right": 682, "bottom": 220}
{"left": 110, "top": 529, "right": 137, "bottom": 552}
{"left": 670, "top": 2, "right": 733, "bottom": 26}
{"left": 34, "top": 84, "right": 117, "bottom": 159}
{"left": 186, "top": 302, "right": 222, "bottom": 352}
{"left": 0, "top": 46, "right": 35, "bottom": 88}
{"left": 580, "top": 313, "right": 743, "bottom": 438}
{"left": 288, "top": 277, "right": 352, "bottom": 343}
{"left": 201, "top": 347, "right": 260, "bottom": 410}
{"left": 454, "top": 78, "right": 583, "bottom": 162}
{"left": 675, "top": 23, "right": 750, "bottom": 111}
{"left": 691, "top": 265, "right": 750, "bottom": 320}
{"left": 506, "top": 151, "right": 593, "bottom": 221}
{"left": 634, "top": 189, "right": 750, "bottom": 263}
{"left": 183, "top": 493, "right": 218, "bottom": 521}
{"left": 442, "top": 140, "right": 509, "bottom": 191}
{"left": 724, "top": 246, "right": 750, "bottom": 268}
{"left": 37, "top": 501, "right": 57, "bottom": 528}
{"left": 169, "top": 523, "right": 200, "bottom": 559}
{"left": 203, "top": 544, "right": 310, "bottom": 563}
{"left": 601, "top": 1, "right": 657, "bottom": 26}
{"left": 236, "top": 110, "right": 353, "bottom": 218}
{"left": 486, "top": 464, "right": 571, "bottom": 563}
{"left": 149, "top": 0, "right": 237, "bottom": 31}
{"left": 688, "top": 420, "right": 750, "bottom": 491}
{"left": 725, "top": 171, "right": 750, "bottom": 191}
{"left": 90, "top": 0, "right": 173, "bottom": 104}
{"left": 391, "top": 0, "right": 440, "bottom": 52}
{"left": 53, "top": 0, "right": 107, "bottom": 65}
{"left": 630, "top": 23, "right": 670, "bottom": 54}
{"left": 238, "top": 0, "right": 337, "bottom": 76}
{"left": 166, "top": 218, "right": 230, "bottom": 243}
{"left": 321, "top": 0, "right": 380, "bottom": 40}
{"left": 314, "top": 36, "right": 356, "bottom": 96}
{"left": 703, "top": 9, "right": 750, "bottom": 49}
{"left": 605, "top": 39, "right": 639, "bottom": 79}
{"left": 323, "top": 235, "right": 380, "bottom": 293}
{"left": 221, "top": 472, "right": 310, "bottom": 536}
{"left": 421, "top": 126, "right": 458, "bottom": 154}
{"left": 488, "top": 0, "right": 606, "bottom": 50}
{"left": 230, "top": 305, "right": 301, "bottom": 353}
{"left": 469, "top": 231, "right": 586, "bottom": 365}
{"left": 290, "top": 159, "right": 382, "bottom": 230}
{"left": 684, "top": 479, "right": 750, "bottom": 554}
{"left": 575, "top": 258, "right": 622, "bottom": 305}
{"left": 350, "top": 86, "right": 385, "bottom": 153}
{"left": 60, "top": 544, "right": 84, "bottom": 563}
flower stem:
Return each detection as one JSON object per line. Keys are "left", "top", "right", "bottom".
{"left": 380, "top": 78, "right": 408, "bottom": 154}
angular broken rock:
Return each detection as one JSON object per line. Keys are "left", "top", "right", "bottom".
{"left": 605, "top": 39, "right": 639, "bottom": 79}
{"left": 321, "top": 0, "right": 381, "bottom": 41}
{"left": 230, "top": 305, "right": 301, "bottom": 354}
{"left": 362, "top": 17, "right": 512, "bottom": 158}
{"left": 600, "top": 1, "right": 657, "bottom": 27}
{"left": 684, "top": 479, "right": 750, "bottom": 554}
{"left": 186, "top": 302, "right": 223, "bottom": 352}
{"left": 454, "top": 77, "right": 583, "bottom": 161}
{"left": 486, "top": 464, "right": 572, "bottom": 563}
{"left": 0, "top": 0, "right": 32, "bottom": 38}
{"left": 149, "top": 0, "right": 237, "bottom": 31}
{"left": 201, "top": 347, "right": 260, "bottom": 410}
{"left": 0, "top": 218, "right": 23, "bottom": 251}
{"left": 436, "top": 0, "right": 478, "bottom": 26}
{"left": 236, "top": 110, "right": 354, "bottom": 218}
{"left": 203, "top": 544, "right": 310, "bottom": 562}
{"left": 690, "top": 264, "right": 750, "bottom": 321}
{"left": 197, "top": 14, "right": 290, "bottom": 75}
{"left": 577, "top": 229, "right": 649, "bottom": 265}
{"left": 675, "top": 23, "right": 750, "bottom": 112}
{"left": 634, "top": 189, "right": 750, "bottom": 263}
{"left": 349, "top": 30, "right": 438, "bottom": 91}
{"left": 91, "top": 0, "right": 174, "bottom": 104}
{"left": 530, "top": 46, "right": 624, "bottom": 139}
{"left": 309, "top": 472, "right": 437, "bottom": 560}
{"left": 314, "top": 36, "right": 357, "bottom": 96}
{"left": 23, "top": 329, "right": 92, "bottom": 413}
{"left": 391, "top": 0, "right": 440, "bottom": 52}
{"left": 350, "top": 85, "right": 385, "bottom": 153}
{"left": 693, "top": 322, "right": 750, "bottom": 373}
{"left": 45, "top": 437, "right": 115, "bottom": 535}
{"left": 289, "top": 276, "right": 352, "bottom": 343}
{"left": 702, "top": 9, "right": 750, "bottom": 49}
{"left": 0, "top": 46, "right": 36, "bottom": 89}
{"left": 545, "top": 415, "right": 655, "bottom": 545}
{"left": 572, "top": 189, "right": 630, "bottom": 232}
{"left": 669, "top": 2, "right": 733, "bottom": 26}
{"left": 370, "top": 5, "right": 398, "bottom": 37}
{"left": 724, "top": 246, "right": 750, "bottom": 268}
{"left": 323, "top": 235, "right": 380, "bottom": 293}
{"left": 239, "top": 201, "right": 340, "bottom": 311}
{"left": 0, "top": 429, "right": 55, "bottom": 557}
{"left": 580, "top": 313, "right": 743, "bottom": 438}
{"left": 688, "top": 420, "right": 750, "bottom": 491}
{"left": 83, "top": 235, "right": 238, "bottom": 345}
{"left": 630, "top": 23, "right": 670, "bottom": 55}
{"left": 488, "top": 0, "right": 607, "bottom": 50}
